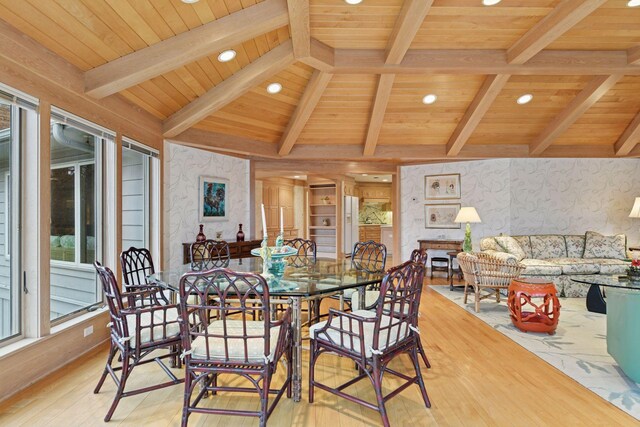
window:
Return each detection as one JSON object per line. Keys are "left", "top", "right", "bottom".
{"left": 122, "top": 138, "right": 160, "bottom": 259}
{"left": 0, "top": 92, "right": 25, "bottom": 343}
{"left": 49, "top": 109, "right": 112, "bottom": 322}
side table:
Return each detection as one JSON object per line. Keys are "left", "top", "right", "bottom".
{"left": 507, "top": 278, "right": 561, "bottom": 335}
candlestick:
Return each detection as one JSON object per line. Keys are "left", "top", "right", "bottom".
{"left": 280, "top": 207, "right": 284, "bottom": 234}
{"left": 261, "top": 203, "right": 267, "bottom": 238}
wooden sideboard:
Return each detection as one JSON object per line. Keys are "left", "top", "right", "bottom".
{"left": 182, "top": 239, "right": 262, "bottom": 264}
{"left": 417, "top": 239, "right": 463, "bottom": 259}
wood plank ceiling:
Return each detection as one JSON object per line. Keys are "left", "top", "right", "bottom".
{"left": 1, "top": 0, "right": 640, "bottom": 163}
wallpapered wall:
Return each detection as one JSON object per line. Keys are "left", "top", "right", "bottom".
{"left": 164, "top": 143, "right": 250, "bottom": 270}
{"left": 400, "top": 158, "right": 640, "bottom": 261}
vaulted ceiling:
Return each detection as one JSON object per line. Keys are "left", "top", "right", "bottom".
{"left": 2, "top": 0, "right": 640, "bottom": 165}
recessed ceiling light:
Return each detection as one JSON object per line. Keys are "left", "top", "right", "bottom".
{"left": 266, "top": 82, "right": 282, "bottom": 94}
{"left": 293, "top": 175, "right": 301, "bottom": 179}
{"left": 628, "top": 0, "right": 640, "bottom": 7}
{"left": 482, "top": 0, "right": 502, "bottom": 5}
{"left": 181, "top": 0, "right": 199, "bottom": 4}
{"left": 362, "top": 174, "right": 368, "bottom": 176}
{"left": 345, "top": 0, "right": 363, "bottom": 4}
{"left": 217, "top": 49, "right": 236, "bottom": 62}
{"left": 422, "top": 94, "right": 437, "bottom": 105}
{"left": 516, "top": 93, "right": 533, "bottom": 105}
{"left": 382, "top": 179, "right": 389, "bottom": 182}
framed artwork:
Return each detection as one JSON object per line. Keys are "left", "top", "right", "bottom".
{"left": 425, "top": 174, "right": 461, "bottom": 200}
{"left": 199, "top": 176, "right": 229, "bottom": 222}
{"left": 425, "top": 203, "right": 461, "bottom": 229}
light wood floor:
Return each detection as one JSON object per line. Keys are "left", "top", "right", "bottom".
{"left": 0, "top": 277, "right": 636, "bottom": 426}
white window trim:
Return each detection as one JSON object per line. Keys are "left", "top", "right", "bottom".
{"left": 4, "top": 171, "right": 9, "bottom": 260}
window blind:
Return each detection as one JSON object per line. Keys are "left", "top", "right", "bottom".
{"left": 122, "top": 136, "right": 159, "bottom": 158}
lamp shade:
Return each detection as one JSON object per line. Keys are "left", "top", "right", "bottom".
{"left": 454, "top": 207, "right": 481, "bottom": 223}
{"left": 630, "top": 198, "right": 640, "bottom": 218}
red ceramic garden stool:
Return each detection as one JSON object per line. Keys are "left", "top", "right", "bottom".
{"left": 507, "top": 278, "right": 561, "bottom": 335}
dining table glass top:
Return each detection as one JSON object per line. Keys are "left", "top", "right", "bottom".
{"left": 148, "top": 257, "right": 384, "bottom": 297}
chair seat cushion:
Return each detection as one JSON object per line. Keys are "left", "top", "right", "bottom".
{"left": 125, "top": 307, "right": 181, "bottom": 348}
{"left": 190, "top": 320, "right": 281, "bottom": 363}
{"left": 520, "top": 259, "right": 562, "bottom": 276}
{"left": 350, "top": 291, "right": 380, "bottom": 309}
{"left": 546, "top": 258, "right": 600, "bottom": 275}
{"left": 309, "top": 310, "right": 410, "bottom": 357}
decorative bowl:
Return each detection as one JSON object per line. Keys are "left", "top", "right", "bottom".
{"left": 250, "top": 245, "right": 298, "bottom": 259}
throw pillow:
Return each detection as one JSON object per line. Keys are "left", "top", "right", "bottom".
{"left": 494, "top": 236, "right": 526, "bottom": 261}
{"left": 583, "top": 231, "right": 626, "bottom": 259}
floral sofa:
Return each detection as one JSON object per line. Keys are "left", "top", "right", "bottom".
{"left": 480, "top": 232, "right": 631, "bottom": 297}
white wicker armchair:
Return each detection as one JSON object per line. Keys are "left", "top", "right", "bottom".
{"left": 457, "top": 252, "right": 525, "bottom": 312}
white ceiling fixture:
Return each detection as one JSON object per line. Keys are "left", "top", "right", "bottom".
{"left": 628, "top": 0, "right": 640, "bottom": 7}
{"left": 362, "top": 173, "right": 368, "bottom": 176}
{"left": 266, "top": 82, "right": 282, "bottom": 94}
{"left": 482, "top": 0, "right": 502, "bottom": 5}
{"left": 293, "top": 175, "right": 301, "bottom": 178}
{"left": 345, "top": 0, "right": 363, "bottom": 4}
{"left": 217, "top": 49, "right": 236, "bottom": 63}
{"left": 181, "top": 0, "right": 200, "bottom": 4}
{"left": 382, "top": 179, "right": 389, "bottom": 182}
{"left": 422, "top": 94, "right": 437, "bottom": 105}
{"left": 516, "top": 93, "right": 534, "bottom": 105}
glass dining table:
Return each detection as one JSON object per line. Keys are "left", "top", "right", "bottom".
{"left": 148, "top": 257, "right": 384, "bottom": 402}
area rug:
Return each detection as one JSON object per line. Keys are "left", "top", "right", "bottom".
{"left": 429, "top": 285, "right": 640, "bottom": 420}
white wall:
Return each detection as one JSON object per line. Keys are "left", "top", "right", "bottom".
{"left": 400, "top": 159, "right": 511, "bottom": 260}
{"left": 400, "top": 158, "right": 640, "bottom": 261}
{"left": 164, "top": 143, "right": 250, "bottom": 270}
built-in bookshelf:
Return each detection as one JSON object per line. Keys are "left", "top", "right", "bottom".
{"left": 308, "top": 183, "right": 337, "bottom": 258}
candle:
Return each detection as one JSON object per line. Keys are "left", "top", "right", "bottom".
{"left": 280, "top": 207, "right": 284, "bottom": 234}
{"left": 261, "top": 204, "right": 267, "bottom": 238}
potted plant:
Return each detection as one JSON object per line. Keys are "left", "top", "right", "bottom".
{"left": 627, "top": 258, "right": 640, "bottom": 282}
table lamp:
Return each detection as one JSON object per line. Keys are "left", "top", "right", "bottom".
{"left": 629, "top": 197, "right": 640, "bottom": 219}
{"left": 455, "top": 207, "right": 482, "bottom": 252}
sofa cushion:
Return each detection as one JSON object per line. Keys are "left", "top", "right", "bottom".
{"left": 565, "top": 235, "right": 586, "bottom": 258}
{"left": 494, "top": 236, "right": 526, "bottom": 261}
{"left": 546, "top": 258, "right": 600, "bottom": 275}
{"left": 530, "top": 235, "right": 567, "bottom": 259}
{"left": 588, "top": 258, "right": 630, "bottom": 275}
{"left": 480, "top": 237, "right": 499, "bottom": 252}
{"left": 583, "top": 231, "right": 626, "bottom": 259}
{"left": 512, "top": 236, "right": 533, "bottom": 259}
{"left": 481, "top": 250, "right": 518, "bottom": 263}
{"left": 520, "top": 259, "right": 563, "bottom": 276}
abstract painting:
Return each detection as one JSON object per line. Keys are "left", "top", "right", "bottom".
{"left": 199, "top": 176, "right": 229, "bottom": 221}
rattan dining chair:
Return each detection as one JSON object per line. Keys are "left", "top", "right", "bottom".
{"left": 189, "top": 239, "right": 231, "bottom": 270}
{"left": 93, "top": 262, "right": 183, "bottom": 422}
{"left": 177, "top": 268, "right": 293, "bottom": 427}
{"left": 457, "top": 252, "right": 525, "bottom": 312}
{"left": 120, "top": 246, "right": 170, "bottom": 305}
{"left": 339, "top": 240, "right": 387, "bottom": 311}
{"left": 309, "top": 260, "right": 430, "bottom": 427}
{"left": 349, "top": 248, "right": 432, "bottom": 369}
{"left": 284, "top": 238, "right": 317, "bottom": 267}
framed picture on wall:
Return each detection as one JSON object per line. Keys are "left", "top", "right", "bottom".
{"left": 425, "top": 203, "right": 461, "bottom": 229}
{"left": 425, "top": 174, "right": 461, "bottom": 200}
{"left": 199, "top": 176, "right": 229, "bottom": 222}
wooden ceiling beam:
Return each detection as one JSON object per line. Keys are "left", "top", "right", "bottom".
{"left": 446, "top": 74, "right": 510, "bottom": 156}
{"left": 507, "top": 0, "right": 606, "bottom": 65}
{"left": 300, "top": 38, "right": 334, "bottom": 72}
{"left": 307, "top": 48, "right": 639, "bottom": 75}
{"left": 162, "top": 41, "right": 295, "bottom": 138}
{"left": 84, "top": 0, "right": 289, "bottom": 98}
{"left": 254, "top": 160, "right": 398, "bottom": 175}
{"left": 287, "top": 0, "right": 310, "bottom": 59}
{"left": 385, "top": 0, "right": 433, "bottom": 65}
{"left": 614, "top": 110, "right": 640, "bottom": 156}
{"left": 529, "top": 74, "right": 622, "bottom": 156}
{"left": 169, "top": 128, "right": 626, "bottom": 161}
{"left": 278, "top": 70, "right": 333, "bottom": 156}
{"left": 363, "top": 74, "right": 395, "bottom": 156}
{"left": 629, "top": 46, "right": 640, "bottom": 65}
